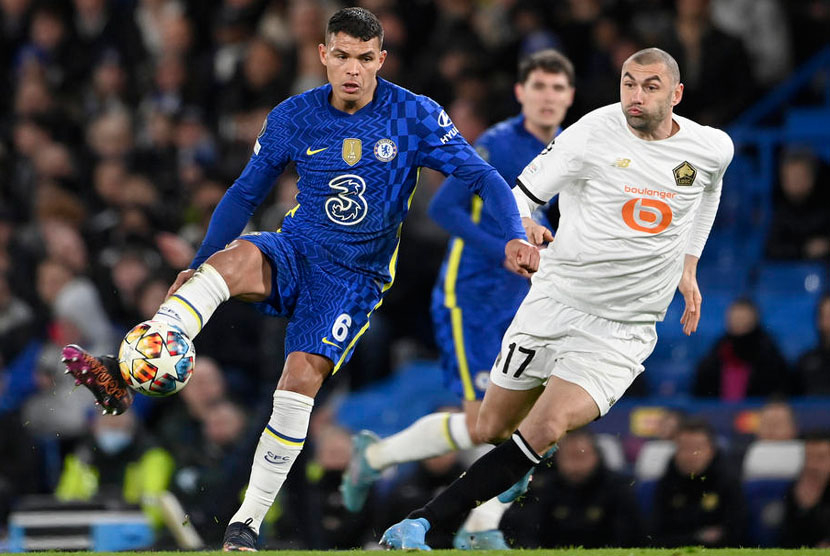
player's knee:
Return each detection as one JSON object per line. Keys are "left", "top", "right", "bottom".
{"left": 536, "top": 415, "right": 568, "bottom": 446}
{"left": 277, "top": 354, "right": 332, "bottom": 397}
{"left": 206, "top": 239, "right": 268, "bottom": 297}
{"left": 475, "top": 416, "right": 512, "bottom": 445}
{"left": 276, "top": 367, "right": 324, "bottom": 397}
{"left": 467, "top": 422, "right": 486, "bottom": 445}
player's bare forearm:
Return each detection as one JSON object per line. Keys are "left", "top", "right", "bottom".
{"left": 678, "top": 254, "right": 701, "bottom": 336}
{"left": 522, "top": 217, "right": 554, "bottom": 246}
{"left": 504, "top": 238, "right": 540, "bottom": 277}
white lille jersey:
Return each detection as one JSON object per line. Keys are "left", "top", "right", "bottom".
{"left": 516, "top": 103, "right": 734, "bottom": 323}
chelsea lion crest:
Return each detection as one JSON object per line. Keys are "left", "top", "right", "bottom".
{"left": 374, "top": 138, "right": 397, "bottom": 162}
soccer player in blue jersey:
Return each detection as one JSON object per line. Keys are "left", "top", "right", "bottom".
{"left": 60, "top": 7, "right": 540, "bottom": 551}
{"left": 340, "top": 50, "right": 575, "bottom": 549}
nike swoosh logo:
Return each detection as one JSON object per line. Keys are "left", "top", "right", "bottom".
{"left": 306, "top": 147, "right": 328, "bottom": 155}
{"left": 321, "top": 337, "right": 340, "bottom": 347}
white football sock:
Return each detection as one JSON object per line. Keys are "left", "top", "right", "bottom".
{"left": 154, "top": 264, "right": 230, "bottom": 338}
{"left": 230, "top": 390, "right": 314, "bottom": 534}
{"left": 365, "top": 412, "right": 474, "bottom": 470}
{"left": 462, "top": 496, "right": 512, "bottom": 532}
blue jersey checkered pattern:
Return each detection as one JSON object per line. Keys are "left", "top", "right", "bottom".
{"left": 187, "top": 78, "right": 525, "bottom": 367}
{"left": 193, "top": 78, "right": 504, "bottom": 283}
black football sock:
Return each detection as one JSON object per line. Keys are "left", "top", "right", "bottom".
{"left": 407, "top": 431, "right": 541, "bottom": 531}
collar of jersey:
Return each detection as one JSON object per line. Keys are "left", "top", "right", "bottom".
{"left": 512, "top": 114, "right": 560, "bottom": 146}
{"left": 323, "top": 78, "right": 386, "bottom": 119}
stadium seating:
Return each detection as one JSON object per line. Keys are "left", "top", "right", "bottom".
{"left": 595, "top": 433, "right": 626, "bottom": 472}
{"left": 632, "top": 440, "right": 675, "bottom": 514}
{"left": 742, "top": 441, "right": 804, "bottom": 547}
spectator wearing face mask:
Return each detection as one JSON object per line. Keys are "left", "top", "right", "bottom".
{"left": 54, "top": 410, "right": 174, "bottom": 529}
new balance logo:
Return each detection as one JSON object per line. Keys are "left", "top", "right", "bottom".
{"left": 264, "top": 451, "right": 292, "bottom": 465}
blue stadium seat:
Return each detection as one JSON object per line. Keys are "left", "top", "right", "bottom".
{"left": 743, "top": 480, "right": 791, "bottom": 547}
{"left": 757, "top": 295, "right": 819, "bottom": 361}
{"left": 696, "top": 260, "right": 751, "bottom": 295}
{"left": 336, "top": 360, "right": 459, "bottom": 436}
{"left": 755, "top": 261, "right": 828, "bottom": 297}
{"left": 741, "top": 441, "right": 803, "bottom": 546}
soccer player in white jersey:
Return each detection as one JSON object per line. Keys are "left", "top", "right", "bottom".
{"left": 380, "top": 47, "right": 734, "bottom": 550}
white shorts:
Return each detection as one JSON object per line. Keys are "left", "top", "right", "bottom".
{"left": 488, "top": 288, "right": 657, "bottom": 416}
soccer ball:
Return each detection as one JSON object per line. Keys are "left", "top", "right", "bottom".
{"left": 118, "top": 320, "right": 195, "bottom": 397}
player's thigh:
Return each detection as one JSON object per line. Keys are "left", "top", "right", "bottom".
{"left": 476, "top": 382, "right": 543, "bottom": 444}
{"left": 205, "top": 238, "right": 273, "bottom": 299}
{"left": 230, "top": 232, "right": 304, "bottom": 317}
{"left": 285, "top": 267, "right": 383, "bottom": 374}
{"left": 517, "top": 376, "right": 600, "bottom": 454}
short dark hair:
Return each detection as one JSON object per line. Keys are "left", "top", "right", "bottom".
{"left": 518, "top": 49, "right": 575, "bottom": 86}
{"left": 802, "top": 428, "right": 830, "bottom": 443}
{"left": 677, "top": 417, "right": 716, "bottom": 443}
{"left": 625, "top": 47, "right": 681, "bottom": 85}
{"left": 326, "top": 7, "right": 383, "bottom": 46}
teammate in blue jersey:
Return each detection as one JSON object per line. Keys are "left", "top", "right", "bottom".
{"left": 340, "top": 50, "right": 575, "bottom": 548}
{"left": 59, "top": 7, "right": 540, "bottom": 551}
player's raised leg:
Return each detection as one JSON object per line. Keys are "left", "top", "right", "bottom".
{"left": 62, "top": 239, "right": 270, "bottom": 415}
{"left": 341, "top": 407, "right": 475, "bottom": 513}
{"left": 223, "top": 351, "right": 329, "bottom": 551}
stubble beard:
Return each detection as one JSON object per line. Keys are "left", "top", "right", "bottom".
{"left": 624, "top": 101, "right": 670, "bottom": 134}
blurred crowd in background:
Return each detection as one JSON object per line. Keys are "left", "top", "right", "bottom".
{"left": 1, "top": 0, "right": 830, "bottom": 550}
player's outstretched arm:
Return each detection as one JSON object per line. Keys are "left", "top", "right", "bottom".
{"left": 428, "top": 177, "right": 507, "bottom": 263}
{"left": 678, "top": 254, "right": 702, "bottom": 336}
{"left": 504, "top": 239, "right": 540, "bottom": 277}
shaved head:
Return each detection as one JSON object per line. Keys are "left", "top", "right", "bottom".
{"left": 624, "top": 48, "right": 680, "bottom": 86}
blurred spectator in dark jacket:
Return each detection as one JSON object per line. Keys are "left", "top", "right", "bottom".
{"left": 766, "top": 149, "right": 830, "bottom": 261}
{"left": 0, "top": 270, "right": 35, "bottom": 365}
{"left": 502, "top": 428, "right": 643, "bottom": 548}
{"left": 795, "top": 294, "right": 830, "bottom": 395}
{"left": 159, "top": 355, "right": 227, "bottom": 469}
{"left": 301, "top": 424, "right": 373, "bottom": 549}
{"left": 652, "top": 418, "right": 746, "bottom": 547}
{"left": 710, "top": 0, "right": 792, "bottom": 88}
{"left": 173, "top": 398, "right": 252, "bottom": 545}
{"left": 779, "top": 430, "right": 830, "bottom": 548}
{"left": 655, "top": 0, "right": 755, "bottom": 126}
{"left": 694, "top": 298, "right": 789, "bottom": 400}
{"left": 0, "top": 411, "right": 38, "bottom": 530}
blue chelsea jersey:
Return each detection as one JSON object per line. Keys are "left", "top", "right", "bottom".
{"left": 193, "top": 78, "right": 512, "bottom": 283}
{"left": 439, "top": 115, "right": 551, "bottom": 285}
{"left": 472, "top": 115, "right": 549, "bottom": 256}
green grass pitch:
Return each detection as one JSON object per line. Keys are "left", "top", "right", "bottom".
{"left": 23, "top": 549, "right": 830, "bottom": 556}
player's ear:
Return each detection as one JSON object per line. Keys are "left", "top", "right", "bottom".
{"left": 671, "top": 82, "right": 684, "bottom": 107}
{"left": 514, "top": 82, "right": 525, "bottom": 105}
{"left": 377, "top": 49, "right": 387, "bottom": 70}
{"left": 318, "top": 42, "right": 327, "bottom": 66}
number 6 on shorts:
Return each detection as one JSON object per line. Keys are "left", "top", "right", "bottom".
{"left": 331, "top": 313, "right": 353, "bottom": 342}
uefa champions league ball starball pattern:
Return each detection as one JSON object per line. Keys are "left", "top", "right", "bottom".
{"left": 119, "top": 320, "right": 195, "bottom": 396}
